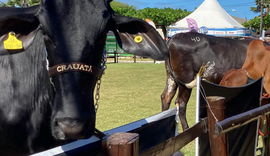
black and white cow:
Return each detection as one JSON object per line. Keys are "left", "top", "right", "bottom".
{"left": 0, "top": 0, "right": 168, "bottom": 155}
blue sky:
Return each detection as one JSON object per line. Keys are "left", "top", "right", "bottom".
{"left": 116, "top": 0, "right": 260, "bottom": 20}
{"left": 1, "top": 0, "right": 260, "bottom": 20}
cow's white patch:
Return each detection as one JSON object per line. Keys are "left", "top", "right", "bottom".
{"left": 202, "top": 61, "right": 216, "bottom": 78}
{"left": 167, "top": 76, "right": 175, "bottom": 95}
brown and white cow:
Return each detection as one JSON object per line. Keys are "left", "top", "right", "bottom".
{"left": 162, "top": 32, "right": 254, "bottom": 130}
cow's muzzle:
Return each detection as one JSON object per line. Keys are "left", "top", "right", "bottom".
{"left": 54, "top": 117, "right": 94, "bottom": 140}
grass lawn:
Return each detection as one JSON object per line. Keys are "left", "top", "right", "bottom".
{"left": 95, "top": 62, "right": 196, "bottom": 155}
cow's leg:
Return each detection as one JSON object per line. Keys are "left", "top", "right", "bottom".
{"left": 161, "top": 74, "right": 178, "bottom": 111}
{"left": 161, "top": 61, "right": 178, "bottom": 111}
{"left": 176, "top": 84, "right": 192, "bottom": 130}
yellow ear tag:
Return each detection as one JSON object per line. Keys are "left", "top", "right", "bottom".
{"left": 4, "top": 32, "right": 23, "bottom": 50}
{"left": 134, "top": 36, "right": 143, "bottom": 43}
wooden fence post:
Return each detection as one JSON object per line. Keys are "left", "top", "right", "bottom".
{"left": 102, "top": 133, "right": 139, "bottom": 156}
{"left": 114, "top": 51, "right": 116, "bottom": 63}
{"left": 134, "top": 55, "right": 136, "bottom": 63}
{"left": 206, "top": 96, "right": 227, "bottom": 156}
{"left": 114, "top": 51, "right": 118, "bottom": 63}
{"left": 261, "top": 97, "right": 270, "bottom": 156}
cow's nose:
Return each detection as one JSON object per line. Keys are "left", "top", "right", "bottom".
{"left": 56, "top": 117, "right": 86, "bottom": 139}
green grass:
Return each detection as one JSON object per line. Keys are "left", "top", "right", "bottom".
{"left": 95, "top": 62, "right": 265, "bottom": 156}
{"left": 95, "top": 62, "right": 196, "bottom": 155}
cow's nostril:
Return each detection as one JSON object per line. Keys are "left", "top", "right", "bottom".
{"left": 55, "top": 118, "right": 86, "bottom": 139}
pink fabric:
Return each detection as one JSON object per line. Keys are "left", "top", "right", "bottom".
{"left": 186, "top": 18, "right": 198, "bottom": 32}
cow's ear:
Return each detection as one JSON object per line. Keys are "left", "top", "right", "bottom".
{"left": 0, "top": 6, "right": 40, "bottom": 55}
{"left": 111, "top": 15, "right": 169, "bottom": 60}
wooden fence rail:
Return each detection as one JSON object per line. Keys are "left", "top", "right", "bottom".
{"left": 102, "top": 96, "right": 270, "bottom": 156}
{"left": 101, "top": 118, "right": 208, "bottom": 156}
{"left": 214, "top": 103, "right": 270, "bottom": 137}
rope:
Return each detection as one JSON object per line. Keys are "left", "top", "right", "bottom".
{"left": 259, "top": 116, "right": 269, "bottom": 136}
{"left": 94, "top": 128, "right": 106, "bottom": 139}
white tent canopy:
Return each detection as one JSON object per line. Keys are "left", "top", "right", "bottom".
{"left": 167, "top": 0, "right": 252, "bottom": 37}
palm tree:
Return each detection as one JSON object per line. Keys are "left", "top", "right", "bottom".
{"left": 0, "top": 1, "right": 7, "bottom": 7}
{"left": 251, "top": 0, "right": 270, "bottom": 16}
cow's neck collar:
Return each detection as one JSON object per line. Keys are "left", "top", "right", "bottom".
{"left": 48, "top": 62, "right": 104, "bottom": 78}
{"left": 242, "top": 68, "right": 251, "bottom": 78}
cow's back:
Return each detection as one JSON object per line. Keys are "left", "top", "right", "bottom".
{"left": 0, "top": 30, "right": 56, "bottom": 155}
{"left": 168, "top": 32, "right": 252, "bottom": 84}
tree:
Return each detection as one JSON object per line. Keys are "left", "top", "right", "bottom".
{"left": 138, "top": 7, "right": 191, "bottom": 37}
{"left": 112, "top": 5, "right": 191, "bottom": 37}
{"left": 0, "top": 0, "right": 39, "bottom": 7}
{"left": 0, "top": 1, "right": 8, "bottom": 7}
{"left": 243, "top": 15, "right": 270, "bottom": 33}
{"left": 112, "top": 5, "right": 137, "bottom": 17}
{"left": 242, "top": 0, "right": 270, "bottom": 33}
{"left": 110, "top": 1, "right": 131, "bottom": 9}
{"left": 251, "top": 0, "right": 270, "bottom": 16}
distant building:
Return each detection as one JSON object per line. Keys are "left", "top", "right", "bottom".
{"left": 231, "top": 15, "right": 248, "bottom": 24}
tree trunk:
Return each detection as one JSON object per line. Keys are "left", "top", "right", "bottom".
{"left": 266, "top": 5, "right": 270, "bottom": 15}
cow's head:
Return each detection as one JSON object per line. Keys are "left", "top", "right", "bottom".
{"left": 0, "top": 0, "right": 168, "bottom": 140}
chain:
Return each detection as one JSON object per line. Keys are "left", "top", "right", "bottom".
{"left": 101, "top": 48, "right": 107, "bottom": 70}
{"left": 94, "top": 47, "right": 107, "bottom": 112}
{"left": 95, "top": 79, "right": 101, "bottom": 111}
